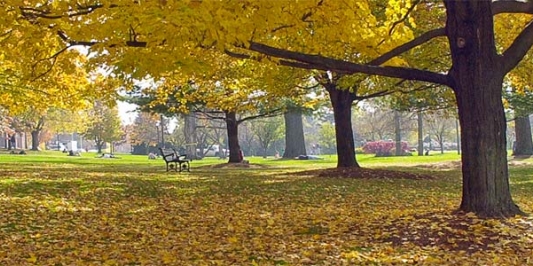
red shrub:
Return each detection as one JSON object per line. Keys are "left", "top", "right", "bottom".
{"left": 362, "top": 140, "right": 410, "bottom": 156}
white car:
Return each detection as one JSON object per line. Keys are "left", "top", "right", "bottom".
{"left": 197, "top": 145, "right": 227, "bottom": 157}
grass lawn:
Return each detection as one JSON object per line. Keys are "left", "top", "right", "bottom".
{"left": 0, "top": 150, "right": 532, "bottom": 265}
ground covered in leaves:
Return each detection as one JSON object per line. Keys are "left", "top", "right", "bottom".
{"left": 0, "top": 155, "right": 532, "bottom": 265}
{"left": 295, "top": 167, "right": 435, "bottom": 180}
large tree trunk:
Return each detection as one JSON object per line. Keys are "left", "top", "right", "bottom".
{"left": 326, "top": 86, "right": 359, "bottom": 168}
{"left": 31, "top": 130, "right": 40, "bottom": 151}
{"left": 225, "top": 111, "right": 242, "bottom": 163}
{"left": 417, "top": 111, "right": 424, "bottom": 156}
{"left": 282, "top": 110, "right": 306, "bottom": 158}
{"left": 513, "top": 115, "right": 533, "bottom": 156}
{"left": 183, "top": 113, "right": 198, "bottom": 159}
{"left": 446, "top": 0, "right": 521, "bottom": 217}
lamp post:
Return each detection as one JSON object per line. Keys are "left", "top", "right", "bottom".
{"left": 160, "top": 115, "right": 165, "bottom": 149}
{"left": 155, "top": 122, "right": 160, "bottom": 148}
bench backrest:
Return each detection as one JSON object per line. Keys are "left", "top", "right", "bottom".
{"left": 159, "top": 148, "right": 177, "bottom": 162}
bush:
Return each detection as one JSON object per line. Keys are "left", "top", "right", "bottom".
{"left": 355, "top": 147, "right": 365, "bottom": 154}
{"left": 362, "top": 141, "right": 410, "bottom": 157}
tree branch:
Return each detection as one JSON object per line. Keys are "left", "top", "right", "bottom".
{"left": 492, "top": 0, "right": 533, "bottom": 15}
{"left": 388, "top": 0, "right": 421, "bottom": 36}
{"left": 354, "top": 90, "right": 393, "bottom": 101}
{"left": 19, "top": 4, "right": 116, "bottom": 19}
{"left": 247, "top": 42, "right": 450, "bottom": 86}
{"left": 369, "top": 28, "right": 446, "bottom": 66}
{"left": 501, "top": 19, "right": 533, "bottom": 73}
{"left": 225, "top": 48, "right": 323, "bottom": 70}
{"left": 236, "top": 108, "right": 284, "bottom": 124}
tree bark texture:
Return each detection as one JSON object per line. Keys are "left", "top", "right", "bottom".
{"left": 282, "top": 110, "right": 306, "bottom": 158}
{"left": 225, "top": 111, "right": 242, "bottom": 163}
{"left": 326, "top": 85, "right": 359, "bottom": 168}
{"left": 446, "top": 0, "right": 521, "bottom": 217}
{"left": 513, "top": 115, "right": 533, "bottom": 156}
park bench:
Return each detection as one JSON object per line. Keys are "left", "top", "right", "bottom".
{"left": 159, "top": 148, "right": 190, "bottom": 172}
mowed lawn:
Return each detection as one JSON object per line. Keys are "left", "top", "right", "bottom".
{"left": 0, "top": 151, "right": 532, "bottom": 265}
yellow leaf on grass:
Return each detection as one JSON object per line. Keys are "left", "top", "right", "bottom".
{"left": 26, "top": 254, "right": 37, "bottom": 263}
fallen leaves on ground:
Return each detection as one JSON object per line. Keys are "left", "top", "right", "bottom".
{"left": 295, "top": 167, "right": 435, "bottom": 179}
{"left": 0, "top": 163, "right": 532, "bottom": 265}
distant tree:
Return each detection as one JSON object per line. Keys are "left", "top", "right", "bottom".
{"left": 251, "top": 116, "right": 283, "bottom": 158}
{"left": 84, "top": 102, "right": 123, "bottom": 153}
{"left": 425, "top": 111, "right": 457, "bottom": 154}
{"left": 318, "top": 122, "right": 336, "bottom": 155}
{"left": 129, "top": 112, "right": 161, "bottom": 155}
{"left": 504, "top": 89, "right": 533, "bottom": 156}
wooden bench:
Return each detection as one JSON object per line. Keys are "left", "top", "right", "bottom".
{"left": 159, "top": 148, "right": 190, "bottom": 172}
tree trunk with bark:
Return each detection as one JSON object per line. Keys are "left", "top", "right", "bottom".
{"left": 513, "top": 115, "right": 533, "bottom": 156}
{"left": 446, "top": 0, "right": 521, "bottom": 217}
{"left": 325, "top": 85, "right": 359, "bottom": 168}
{"left": 225, "top": 111, "right": 242, "bottom": 163}
{"left": 31, "top": 130, "right": 40, "bottom": 151}
{"left": 282, "top": 110, "right": 306, "bottom": 158}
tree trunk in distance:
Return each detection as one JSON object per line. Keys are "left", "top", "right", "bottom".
{"left": 446, "top": 0, "right": 521, "bottom": 217}
{"left": 417, "top": 111, "right": 424, "bottom": 156}
{"left": 96, "top": 139, "right": 103, "bottom": 154}
{"left": 326, "top": 85, "right": 359, "bottom": 168}
{"left": 225, "top": 111, "right": 242, "bottom": 163}
{"left": 183, "top": 113, "right": 198, "bottom": 159}
{"left": 513, "top": 115, "right": 533, "bottom": 156}
{"left": 31, "top": 130, "right": 40, "bottom": 151}
{"left": 456, "top": 119, "right": 461, "bottom": 155}
{"left": 7, "top": 134, "right": 15, "bottom": 150}
{"left": 282, "top": 110, "right": 306, "bottom": 158}
{"left": 394, "top": 110, "right": 402, "bottom": 156}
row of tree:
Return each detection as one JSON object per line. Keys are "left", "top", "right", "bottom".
{"left": 0, "top": 103, "right": 123, "bottom": 154}
{"left": 3, "top": 0, "right": 533, "bottom": 217}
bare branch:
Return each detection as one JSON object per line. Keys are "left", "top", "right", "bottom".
{"left": 501, "top": 19, "right": 533, "bottom": 73}
{"left": 237, "top": 108, "right": 284, "bottom": 124}
{"left": 19, "top": 4, "right": 116, "bottom": 19}
{"left": 224, "top": 49, "right": 251, "bottom": 59}
{"left": 271, "top": 24, "right": 295, "bottom": 33}
{"left": 354, "top": 90, "right": 393, "bottom": 101}
{"left": 492, "top": 0, "right": 533, "bottom": 15}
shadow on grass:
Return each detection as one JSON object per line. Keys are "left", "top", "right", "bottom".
{"left": 0, "top": 167, "right": 466, "bottom": 208}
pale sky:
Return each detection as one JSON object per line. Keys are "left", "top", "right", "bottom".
{"left": 117, "top": 101, "right": 138, "bottom": 125}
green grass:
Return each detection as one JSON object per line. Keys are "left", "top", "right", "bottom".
{"left": 0, "top": 150, "right": 531, "bottom": 264}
